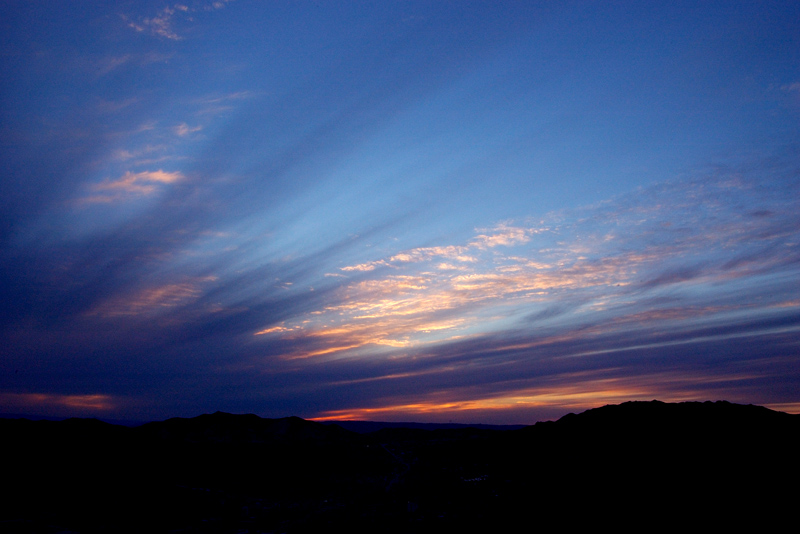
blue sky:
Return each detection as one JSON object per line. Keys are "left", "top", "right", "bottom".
{"left": 2, "top": 1, "right": 799, "bottom": 423}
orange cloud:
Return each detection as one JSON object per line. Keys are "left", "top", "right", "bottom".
{"left": 310, "top": 366, "right": 770, "bottom": 423}
{"left": 470, "top": 224, "right": 531, "bottom": 249}
{"left": 764, "top": 402, "right": 800, "bottom": 414}
{"left": 88, "top": 277, "right": 215, "bottom": 318}
{"left": 0, "top": 392, "right": 116, "bottom": 413}
{"left": 258, "top": 237, "right": 652, "bottom": 360}
{"left": 257, "top": 178, "right": 799, "bottom": 367}
{"left": 309, "top": 385, "right": 651, "bottom": 423}
{"left": 82, "top": 170, "right": 185, "bottom": 203}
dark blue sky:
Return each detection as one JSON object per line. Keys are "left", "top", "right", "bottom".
{"left": 2, "top": 1, "right": 799, "bottom": 423}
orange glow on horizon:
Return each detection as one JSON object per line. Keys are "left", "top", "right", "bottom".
{"left": 309, "top": 384, "right": 655, "bottom": 422}
{"left": 0, "top": 392, "right": 117, "bottom": 412}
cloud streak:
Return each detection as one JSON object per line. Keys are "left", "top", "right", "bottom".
{"left": 3, "top": 161, "right": 798, "bottom": 422}
{"left": 81, "top": 170, "right": 185, "bottom": 203}
{"left": 250, "top": 171, "right": 800, "bottom": 367}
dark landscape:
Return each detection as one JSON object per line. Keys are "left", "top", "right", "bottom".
{"left": 3, "top": 400, "right": 798, "bottom": 533}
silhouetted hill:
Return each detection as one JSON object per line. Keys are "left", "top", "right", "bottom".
{"left": 322, "top": 419, "right": 526, "bottom": 433}
{"left": 2, "top": 401, "right": 797, "bottom": 532}
{"left": 138, "top": 411, "right": 358, "bottom": 445}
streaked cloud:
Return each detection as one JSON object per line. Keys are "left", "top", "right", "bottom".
{"left": 94, "top": 55, "right": 132, "bottom": 77}
{"left": 195, "top": 91, "right": 253, "bottom": 105}
{"left": 255, "top": 172, "right": 800, "bottom": 371}
{"left": 470, "top": 224, "right": 533, "bottom": 249}
{"left": 88, "top": 277, "right": 216, "bottom": 318}
{"left": 309, "top": 312, "right": 800, "bottom": 423}
{"left": 174, "top": 123, "right": 202, "bottom": 137}
{"left": 111, "top": 145, "right": 168, "bottom": 162}
{"left": 81, "top": 170, "right": 185, "bottom": 203}
{"left": 2, "top": 1, "right": 798, "bottom": 423}
{"left": 0, "top": 393, "right": 116, "bottom": 413}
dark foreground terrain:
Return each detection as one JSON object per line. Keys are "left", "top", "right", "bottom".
{"left": 3, "top": 400, "right": 798, "bottom": 532}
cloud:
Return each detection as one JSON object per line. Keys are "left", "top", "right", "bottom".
{"left": 81, "top": 170, "right": 185, "bottom": 203}
{"left": 191, "top": 91, "right": 254, "bottom": 116}
{"left": 306, "top": 307, "right": 800, "bottom": 423}
{"left": 196, "top": 91, "right": 253, "bottom": 105}
{"left": 139, "top": 6, "right": 182, "bottom": 40}
{"left": 110, "top": 145, "right": 169, "bottom": 163}
{"left": 97, "top": 97, "right": 140, "bottom": 114}
{"left": 641, "top": 266, "right": 704, "bottom": 288}
{"left": 87, "top": 277, "right": 216, "bottom": 318}
{"left": 470, "top": 224, "right": 532, "bottom": 249}
{"left": 206, "top": 0, "right": 235, "bottom": 11}
{"left": 0, "top": 392, "right": 117, "bottom": 414}
{"left": 253, "top": 169, "right": 800, "bottom": 372}
{"left": 337, "top": 233, "right": 519, "bottom": 274}
{"left": 94, "top": 55, "right": 132, "bottom": 77}
{"left": 174, "top": 123, "right": 202, "bottom": 137}
{"left": 341, "top": 260, "right": 387, "bottom": 272}
{"left": 122, "top": 2, "right": 235, "bottom": 40}
{"left": 4, "top": 1, "right": 798, "bottom": 424}
{"left": 3, "top": 138, "right": 798, "bottom": 422}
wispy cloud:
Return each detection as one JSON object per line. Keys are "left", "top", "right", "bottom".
{"left": 193, "top": 91, "right": 254, "bottom": 116}
{"left": 174, "top": 123, "right": 202, "bottom": 137}
{"left": 96, "top": 97, "right": 140, "bottom": 113}
{"left": 111, "top": 145, "right": 168, "bottom": 162}
{"left": 253, "top": 173, "right": 800, "bottom": 366}
{"left": 196, "top": 91, "right": 253, "bottom": 105}
{"left": 470, "top": 224, "right": 534, "bottom": 249}
{"left": 123, "top": 6, "right": 183, "bottom": 40}
{"left": 4, "top": 0, "right": 798, "bottom": 425}
{"left": 122, "top": 1, "right": 235, "bottom": 40}
{"left": 92, "top": 52, "right": 174, "bottom": 81}
{"left": 0, "top": 392, "right": 117, "bottom": 413}
{"left": 81, "top": 170, "right": 185, "bottom": 203}
{"left": 3, "top": 161, "right": 798, "bottom": 423}
{"left": 88, "top": 277, "right": 216, "bottom": 318}
{"left": 206, "top": 0, "right": 235, "bottom": 11}
{"left": 94, "top": 55, "right": 132, "bottom": 77}
{"left": 308, "top": 311, "right": 800, "bottom": 423}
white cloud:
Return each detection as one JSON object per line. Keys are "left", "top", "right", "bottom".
{"left": 122, "top": 5, "right": 186, "bottom": 40}
{"left": 196, "top": 91, "right": 253, "bottom": 105}
{"left": 144, "top": 7, "right": 181, "bottom": 40}
{"left": 123, "top": 2, "right": 235, "bottom": 40}
{"left": 95, "top": 55, "right": 132, "bottom": 77}
{"left": 206, "top": 0, "right": 235, "bottom": 11}
{"left": 111, "top": 145, "right": 167, "bottom": 162}
{"left": 174, "top": 123, "right": 203, "bottom": 136}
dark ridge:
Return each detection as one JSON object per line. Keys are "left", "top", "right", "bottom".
{"left": 321, "top": 419, "right": 527, "bottom": 433}
{"left": 0, "top": 412, "right": 149, "bottom": 426}
{"left": 137, "top": 412, "right": 358, "bottom": 445}
{"left": 3, "top": 401, "right": 798, "bottom": 532}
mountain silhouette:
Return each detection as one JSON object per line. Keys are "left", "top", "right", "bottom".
{"left": 3, "top": 400, "right": 797, "bottom": 532}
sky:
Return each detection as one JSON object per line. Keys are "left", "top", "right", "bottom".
{"left": 1, "top": 1, "right": 799, "bottom": 424}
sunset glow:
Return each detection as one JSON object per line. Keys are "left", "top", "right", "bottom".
{"left": 1, "top": 1, "right": 799, "bottom": 423}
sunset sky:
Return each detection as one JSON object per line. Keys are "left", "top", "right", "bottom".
{"left": 2, "top": 1, "right": 799, "bottom": 424}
